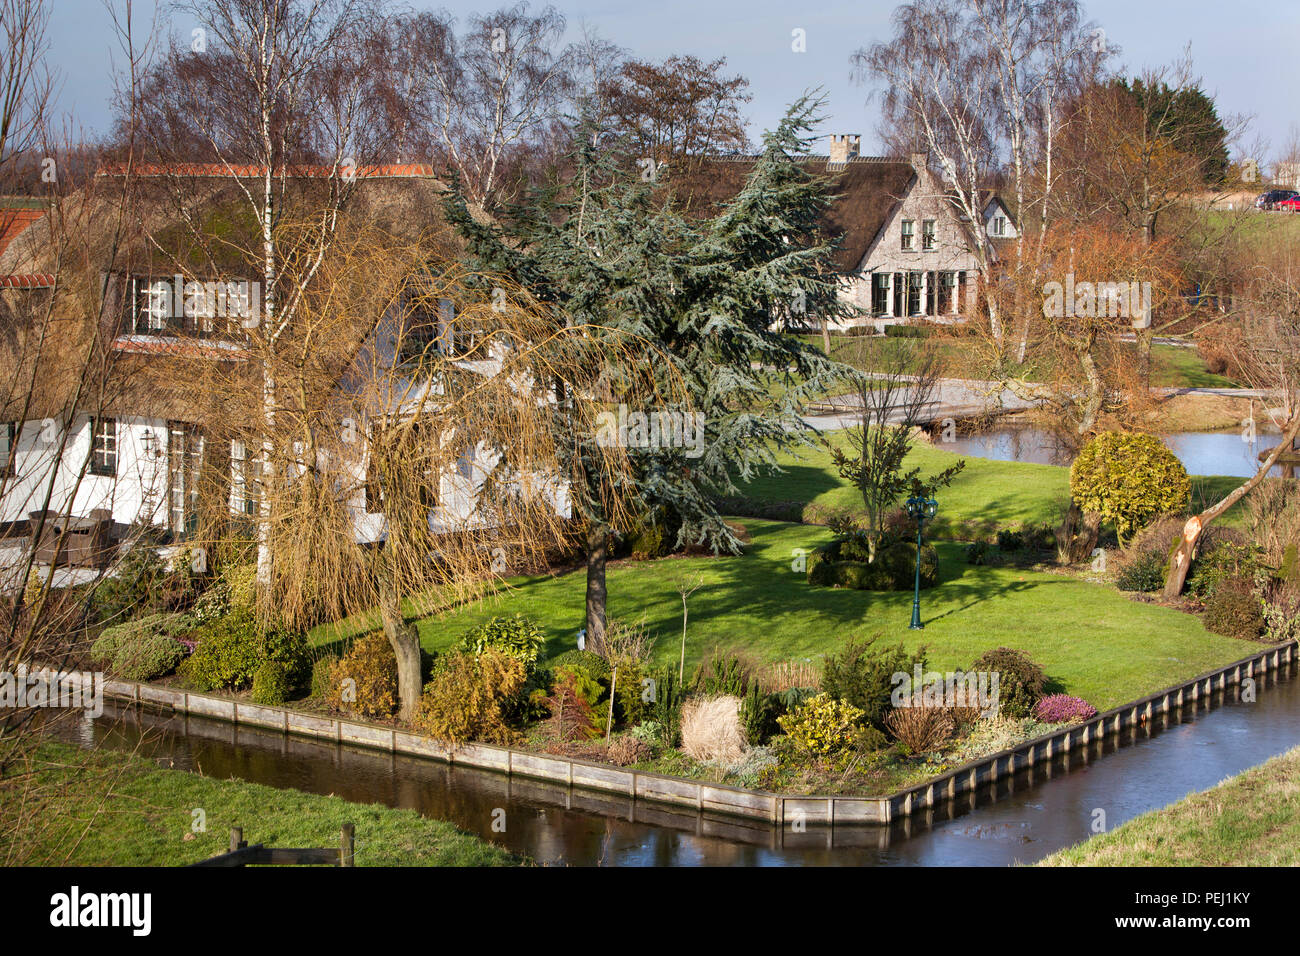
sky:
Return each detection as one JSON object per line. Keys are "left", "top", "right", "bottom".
{"left": 42, "top": 0, "right": 1300, "bottom": 164}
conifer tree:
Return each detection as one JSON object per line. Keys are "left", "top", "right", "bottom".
{"left": 445, "top": 96, "right": 854, "bottom": 645}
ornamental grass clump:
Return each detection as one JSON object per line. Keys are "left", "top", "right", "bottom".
{"left": 681, "top": 695, "right": 746, "bottom": 763}
{"left": 1032, "top": 694, "right": 1097, "bottom": 724}
{"left": 884, "top": 697, "right": 955, "bottom": 753}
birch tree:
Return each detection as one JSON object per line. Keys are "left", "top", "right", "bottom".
{"left": 854, "top": 0, "right": 1004, "bottom": 343}
{"left": 122, "top": 0, "right": 389, "bottom": 594}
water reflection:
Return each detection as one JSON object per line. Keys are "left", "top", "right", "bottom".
{"left": 49, "top": 662, "right": 1300, "bottom": 866}
{"left": 941, "top": 426, "right": 1286, "bottom": 478}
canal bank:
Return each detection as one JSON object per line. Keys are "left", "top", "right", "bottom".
{"left": 45, "top": 642, "right": 1300, "bottom": 866}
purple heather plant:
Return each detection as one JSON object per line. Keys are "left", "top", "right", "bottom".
{"left": 1033, "top": 694, "right": 1097, "bottom": 724}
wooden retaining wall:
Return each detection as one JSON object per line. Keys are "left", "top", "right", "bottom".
{"left": 56, "top": 640, "right": 1297, "bottom": 827}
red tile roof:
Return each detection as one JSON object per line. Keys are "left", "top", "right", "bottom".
{"left": 111, "top": 335, "right": 249, "bottom": 360}
{"left": 96, "top": 162, "right": 443, "bottom": 179}
{"left": 0, "top": 273, "right": 55, "bottom": 288}
{"left": 0, "top": 207, "right": 45, "bottom": 258}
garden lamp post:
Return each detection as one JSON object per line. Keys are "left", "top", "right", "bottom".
{"left": 906, "top": 495, "right": 938, "bottom": 630}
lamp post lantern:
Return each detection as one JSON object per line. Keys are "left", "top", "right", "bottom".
{"left": 905, "top": 494, "right": 938, "bottom": 630}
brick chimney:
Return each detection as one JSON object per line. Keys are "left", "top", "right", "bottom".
{"left": 829, "top": 134, "right": 861, "bottom": 165}
{"left": 909, "top": 152, "right": 928, "bottom": 172}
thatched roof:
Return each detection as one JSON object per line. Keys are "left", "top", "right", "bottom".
{"left": 664, "top": 155, "right": 917, "bottom": 272}
{"left": 0, "top": 166, "right": 488, "bottom": 425}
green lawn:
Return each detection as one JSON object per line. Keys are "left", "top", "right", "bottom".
{"left": 2, "top": 742, "right": 522, "bottom": 867}
{"left": 734, "top": 430, "right": 1247, "bottom": 535}
{"left": 333, "top": 518, "right": 1257, "bottom": 712}
{"left": 1148, "top": 343, "right": 1241, "bottom": 389}
{"left": 740, "top": 432, "right": 1070, "bottom": 536}
{"left": 1041, "top": 744, "right": 1300, "bottom": 866}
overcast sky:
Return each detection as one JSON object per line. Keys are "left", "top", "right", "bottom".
{"left": 45, "top": 0, "right": 1300, "bottom": 162}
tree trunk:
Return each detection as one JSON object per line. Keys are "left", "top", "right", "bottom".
{"left": 1057, "top": 499, "right": 1101, "bottom": 564}
{"left": 584, "top": 522, "right": 608, "bottom": 650}
{"left": 256, "top": 368, "right": 275, "bottom": 593}
{"left": 379, "top": 580, "right": 422, "bottom": 723}
{"left": 821, "top": 315, "right": 832, "bottom": 354}
{"left": 1164, "top": 413, "right": 1300, "bottom": 597}
{"left": 1136, "top": 324, "right": 1153, "bottom": 390}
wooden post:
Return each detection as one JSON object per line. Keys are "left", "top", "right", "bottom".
{"left": 606, "top": 665, "right": 618, "bottom": 741}
{"left": 230, "top": 827, "right": 244, "bottom": 853}
{"left": 340, "top": 824, "right": 355, "bottom": 867}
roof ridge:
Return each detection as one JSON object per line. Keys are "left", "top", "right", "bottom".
{"left": 96, "top": 162, "right": 446, "bottom": 179}
{"left": 706, "top": 153, "right": 908, "bottom": 164}
{"left": 0, "top": 273, "right": 56, "bottom": 288}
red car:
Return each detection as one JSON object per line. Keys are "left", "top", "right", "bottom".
{"left": 1274, "top": 196, "right": 1300, "bottom": 212}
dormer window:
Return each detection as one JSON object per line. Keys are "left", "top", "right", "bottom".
{"left": 402, "top": 292, "right": 487, "bottom": 362}
{"left": 921, "top": 219, "right": 936, "bottom": 251}
{"left": 122, "top": 275, "right": 255, "bottom": 340}
{"left": 991, "top": 215, "right": 1007, "bottom": 237}
{"left": 901, "top": 219, "right": 915, "bottom": 251}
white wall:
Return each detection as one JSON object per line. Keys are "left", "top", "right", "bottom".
{"left": 984, "top": 201, "right": 1018, "bottom": 240}
{"left": 1, "top": 415, "right": 171, "bottom": 529}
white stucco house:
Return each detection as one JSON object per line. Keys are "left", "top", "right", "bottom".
{"left": 677, "top": 135, "right": 994, "bottom": 332}
{"left": 0, "top": 166, "right": 536, "bottom": 583}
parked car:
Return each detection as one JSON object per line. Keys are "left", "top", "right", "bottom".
{"left": 1257, "top": 189, "right": 1299, "bottom": 210}
{"left": 1274, "top": 196, "right": 1300, "bottom": 212}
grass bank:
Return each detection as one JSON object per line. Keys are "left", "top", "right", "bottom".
{"left": 797, "top": 334, "right": 1240, "bottom": 390}
{"left": 1040, "top": 744, "right": 1300, "bottom": 866}
{"left": 1, "top": 742, "right": 522, "bottom": 867}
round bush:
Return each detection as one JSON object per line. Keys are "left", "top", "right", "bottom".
{"left": 1033, "top": 694, "right": 1098, "bottom": 723}
{"left": 91, "top": 612, "right": 191, "bottom": 682}
{"left": 969, "top": 647, "right": 1047, "bottom": 719}
{"left": 808, "top": 540, "right": 937, "bottom": 591}
{"left": 326, "top": 632, "right": 398, "bottom": 718}
{"left": 777, "top": 693, "right": 867, "bottom": 758}
{"left": 414, "top": 648, "right": 527, "bottom": 744}
{"left": 177, "top": 607, "right": 309, "bottom": 693}
{"left": 1116, "top": 549, "right": 1166, "bottom": 592}
{"left": 996, "top": 528, "right": 1024, "bottom": 552}
{"left": 1203, "top": 587, "right": 1265, "bottom": 640}
{"left": 1070, "top": 432, "right": 1191, "bottom": 544}
{"left": 251, "top": 660, "right": 294, "bottom": 705}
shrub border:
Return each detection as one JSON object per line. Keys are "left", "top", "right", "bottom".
{"left": 62, "top": 640, "right": 1296, "bottom": 827}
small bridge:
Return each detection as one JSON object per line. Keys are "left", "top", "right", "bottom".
{"left": 189, "top": 824, "right": 356, "bottom": 867}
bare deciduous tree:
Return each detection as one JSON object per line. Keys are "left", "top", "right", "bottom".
{"left": 120, "top": 0, "right": 393, "bottom": 593}
{"left": 1164, "top": 241, "right": 1300, "bottom": 596}
{"left": 395, "top": 2, "right": 574, "bottom": 209}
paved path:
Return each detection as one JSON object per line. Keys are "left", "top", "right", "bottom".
{"left": 800, "top": 376, "right": 1281, "bottom": 435}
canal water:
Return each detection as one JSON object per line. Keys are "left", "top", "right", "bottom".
{"left": 942, "top": 426, "right": 1287, "bottom": 478}
{"left": 50, "top": 661, "right": 1300, "bottom": 866}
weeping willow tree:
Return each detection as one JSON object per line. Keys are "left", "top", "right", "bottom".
{"left": 181, "top": 223, "right": 688, "bottom": 720}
